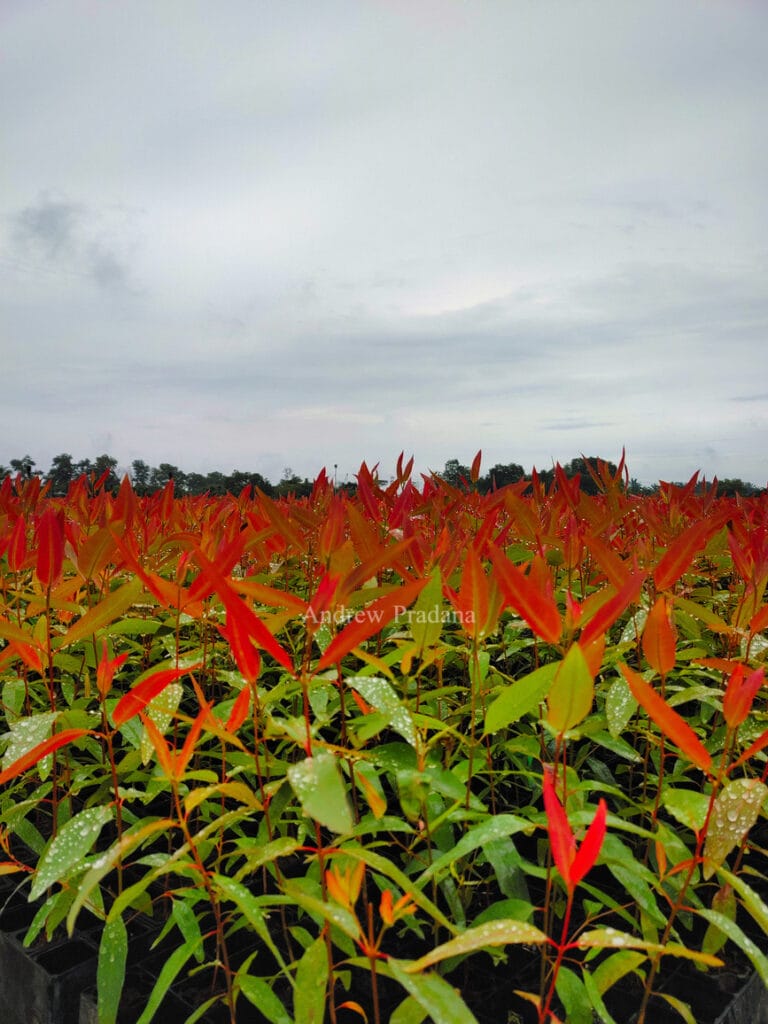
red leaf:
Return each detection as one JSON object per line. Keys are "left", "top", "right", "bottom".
{"left": 619, "top": 663, "right": 712, "bottom": 774}
{"left": 317, "top": 577, "right": 427, "bottom": 670}
{"left": 36, "top": 508, "right": 64, "bottom": 588}
{"left": 542, "top": 766, "right": 575, "bottom": 891}
{"left": 489, "top": 545, "right": 561, "bottom": 643}
{"left": 112, "top": 665, "right": 200, "bottom": 726}
{"left": 723, "top": 665, "right": 764, "bottom": 730}
{"left": 570, "top": 798, "right": 607, "bottom": 888}
{"left": 7, "top": 515, "right": 27, "bottom": 572}
{"left": 96, "top": 641, "right": 130, "bottom": 699}
{"left": 0, "top": 730, "right": 88, "bottom": 786}
{"left": 226, "top": 685, "right": 252, "bottom": 733}
{"left": 220, "top": 611, "right": 262, "bottom": 683}
{"left": 193, "top": 548, "right": 294, "bottom": 672}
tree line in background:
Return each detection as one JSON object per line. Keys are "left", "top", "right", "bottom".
{"left": 0, "top": 452, "right": 764, "bottom": 498}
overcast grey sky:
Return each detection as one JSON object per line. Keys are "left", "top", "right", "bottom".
{"left": 2, "top": 0, "right": 767, "bottom": 486}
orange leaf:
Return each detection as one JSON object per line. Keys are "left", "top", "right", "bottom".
{"left": 139, "top": 713, "right": 175, "bottom": 778}
{"left": 619, "top": 664, "right": 712, "bottom": 774}
{"left": 470, "top": 450, "right": 482, "bottom": 484}
{"left": 642, "top": 596, "right": 677, "bottom": 676}
{"left": 580, "top": 572, "right": 644, "bottom": 647}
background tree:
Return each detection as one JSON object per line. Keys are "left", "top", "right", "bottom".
{"left": 440, "top": 459, "right": 472, "bottom": 489}
{"left": 131, "top": 460, "right": 151, "bottom": 495}
{"left": 45, "top": 453, "right": 76, "bottom": 496}
{"left": 92, "top": 454, "right": 120, "bottom": 493}
{"left": 10, "top": 455, "right": 36, "bottom": 479}
{"left": 275, "top": 467, "right": 312, "bottom": 498}
{"left": 479, "top": 462, "right": 525, "bottom": 493}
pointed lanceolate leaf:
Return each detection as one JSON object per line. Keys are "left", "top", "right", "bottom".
{"left": 547, "top": 643, "right": 594, "bottom": 733}
{"left": 619, "top": 664, "right": 712, "bottom": 774}
{"left": 112, "top": 664, "right": 201, "bottom": 726}
{"left": 36, "top": 508, "right": 64, "bottom": 588}
{"left": 723, "top": 665, "right": 764, "bottom": 729}
{"left": 403, "top": 918, "right": 549, "bottom": 973}
{"left": 569, "top": 798, "right": 607, "bottom": 888}
{"left": 642, "top": 596, "right": 677, "bottom": 676}
{"left": 653, "top": 520, "right": 712, "bottom": 591}
{"left": 98, "top": 914, "right": 127, "bottom": 1024}
{"left": 58, "top": 576, "right": 144, "bottom": 649}
{"left": 0, "top": 729, "right": 88, "bottom": 786}
{"left": 317, "top": 577, "right": 427, "bottom": 670}
{"left": 489, "top": 545, "right": 561, "bottom": 643}
{"left": 30, "top": 804, "right": 113, "bottom": 900}
{"left": 542, "top": 766, "right": 576, "bottom": 891}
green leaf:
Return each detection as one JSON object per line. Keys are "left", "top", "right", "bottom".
{"left": 30, "top": 804, "right": 114, "bottom": 901}
{"left": 715, "top": 864, "right": 768, "bottom": 938}
{"left": 294, "top": 936, "right": 328, "bottom": 1024}
{"left": 582, "top": 968, "right": 622, "bottom": 1024}
{"left": 238, "top": 974, "right": 292, "bottom": 1024}
{"left": 2, "top": 712, "right": 57, "bottom": 775}
{"left": 704, "top": 778, "right": 768, "bottom": 878}
{"left": 172, "top": 897, "right": 204, "bottom": 963}
{"left": 416, "top": 814, "right": 530, "bottom": 888}
{"left": 98, "top": 914, "right": 127, "bottom": 1024}
{"left": 555, "top": 964, "right": 592, "bottom": 1024}
{"left": 347, "top": 676, "right": 418, "bottom": 747}
{"left": 591, "top": 950, "right": 646, "bottom": 997}
{"left": 287, "top": 750, "right": 353, "bottom": 835}
{"left": 546, "top": 644, "right": 593, "bottom": 733}
{"left": 661, "top": 789, "right": 711, "bottom": 834}
{"left": 605, "top": 674, "right": 637, "bottom": 738}
{"left": 657, "top": 993, "right": 698, "bottom": 1024}
{"left": 390, "top": 995, "right": 429, "bottom": 1024}
{"left": 484, "top": 662, "right": 556, "bottom": 734}
{"left": 576, "top": 929, "right": 721, "bottom": 965}
{"left": 211, "top": 874, "right": 292, "bottom": 977}
{"left": 281, "top": 880, "right": 361, "bottom": 942}
{"left": 702, "top": 884, "right": 737, "bottom": 957}
{"left": 334, "top": 843, "right": 456, "bottom": 935}
{"left": 409, "top": 569, "right": 445, "bottom": 654}
{"left": 403, "top": 919, "right": 548, "bottom": 973}
{"left": 135, "top": 939, "right": 201, "bottom": 1024}
{"left": 388, "top": 959, "right": 480, "bottom": 1024}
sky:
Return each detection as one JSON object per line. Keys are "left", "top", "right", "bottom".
{"left": 2, "top": 0, "right": 767, "bottom": 487}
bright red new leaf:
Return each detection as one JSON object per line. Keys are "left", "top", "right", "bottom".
{"left": 542, "top": 765, "right": 607, "bottom": 893}
{"left": 112, "top": 665, "right": 201, "bottom": 726}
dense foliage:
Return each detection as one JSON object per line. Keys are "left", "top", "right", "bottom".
{"left": 1, "top": 453, "right": 768, "bottom": 1024}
